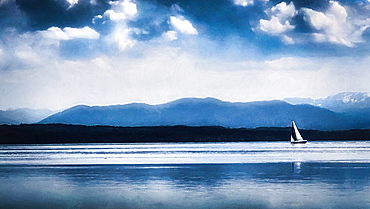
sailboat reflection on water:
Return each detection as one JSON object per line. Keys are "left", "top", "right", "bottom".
{"left": 292, "top": 162, "right": 302, "bottom": 173}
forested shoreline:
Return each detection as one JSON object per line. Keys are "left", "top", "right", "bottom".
{"left": 1, "top": 124, "right": 370, "bottom": 144}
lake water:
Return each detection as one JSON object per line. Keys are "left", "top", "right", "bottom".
{"left": 0, "top": 141, "right": 370, "bottom": 208}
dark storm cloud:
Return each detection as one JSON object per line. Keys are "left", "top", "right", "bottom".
{"left": 15, "top": 0, "right": 110, "bottom": 31}
{"left": 1, "top": 0, "right": 370, "bottom": 60}
{"left": 0, "top": 0, "right": 27, "bottom": 31}
{"left": 138, "top": 0, "right": 331, "bottom": 40}
{"left": 133, "top": 0, "right": 370, "bottom": 53}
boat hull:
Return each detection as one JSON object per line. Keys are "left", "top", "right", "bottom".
{"left": 291, "top": 140, "right": 307, "bottom": 144}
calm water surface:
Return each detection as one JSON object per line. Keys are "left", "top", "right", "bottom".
{"left": 0, "top": 141, "right": 369, "bottom": 208}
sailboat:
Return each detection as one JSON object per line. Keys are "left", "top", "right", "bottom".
{"left": 291, "top": 121, "right": 307, "bottom": 144}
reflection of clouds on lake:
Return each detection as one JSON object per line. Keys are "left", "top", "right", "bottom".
{"left": 0, "top": 169, "right": 269, "bottom": 209}
{"left": 1, "top": 142, "right": 370, "bottom": 208}
{"left": 0, "top": 163, "right": 369, "bottom": 208}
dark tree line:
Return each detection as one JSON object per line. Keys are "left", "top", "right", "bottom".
{"left": 0, "top": 124, "right": 370, "bottom": 144}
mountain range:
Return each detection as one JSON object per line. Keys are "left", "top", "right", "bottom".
{"left": 0, "top": 108, "right": 54, "bottom": 125}
{"left": 36, "top": 92, "right": 370, "bottom": 130}
{"left": 2, "top": 92, "right": 370, "bottom": 130}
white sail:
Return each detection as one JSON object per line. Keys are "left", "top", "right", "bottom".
{"left": 291, "top": 121, "right": 307, "bottom": 143}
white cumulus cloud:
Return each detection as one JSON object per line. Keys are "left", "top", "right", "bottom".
{"left": 120, "top": 0, "right": 137, "bottom": 16}
{"left": 92, "top": 0, "right": 138, "bottom": 51}
{"left": 163, "top": 31, "right": 178, "bottom": 41}
{"left": 233, "top": 0, "right": 268, "bottom": 7}
{"left": 233, "top": 0, "right": 254, "bottom": 7}
{"left": 302, "top": 1, "right": 370, "bottom": 47}
{"left": 92, "top": 2, "right": 137, "bottom": 52}
{"left": 260, "top": 16, "right": 294, "bottom": 35}
{"left": 109, "top": 0, "right": 137, "bottom": 19}
{"left": 66, "top": 0, "right": 78, "bottom": 8}
{"left": 170, "top": 16, "right": 198, "bottom": 35}
{"left": 94, "top": 0, "right": 137, "bottom": 23}
{"left": 258, "top": 2, "right": 297, "bottom": 43}
{"left": 101, "top": 10, "right": 127, "bottom": 21}
{"left": 39, "top": 26, "right": 100, "bottom": 40}
{"left": 109, "top": 27, "right": 136, "bottom": 51}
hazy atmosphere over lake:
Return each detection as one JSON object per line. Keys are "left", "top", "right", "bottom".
{"left": 1, "top": 0, "right": 370, "bottom": 110}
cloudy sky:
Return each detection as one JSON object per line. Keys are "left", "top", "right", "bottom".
{"left": 1, "top": 0, "right": 370, "bottom": 110}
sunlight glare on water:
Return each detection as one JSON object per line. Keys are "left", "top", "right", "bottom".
{"left": 0, "top": 141, "right": 370, "bottom": 165}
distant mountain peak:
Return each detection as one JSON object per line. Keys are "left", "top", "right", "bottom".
{"left": 168, "top": 97, "right": 224, "bottom": 104}
{"left": 0, "top": 108, "right": 55, "bottom": 125}
{"left": 325, "top": 92, "right": 370, "bottom": 103}
{"left": 282, "top": 97, "right": 314, "bottom": 105}
{"left": 284, "top": 91, "right": 370, "bottom": 112}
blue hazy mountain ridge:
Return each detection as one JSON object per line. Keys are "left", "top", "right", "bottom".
{"left": 0, "top": 108, "right": 54, "bottom": 125}
{"left": 38, "top": 97, "right": 365, "bottom": 130}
